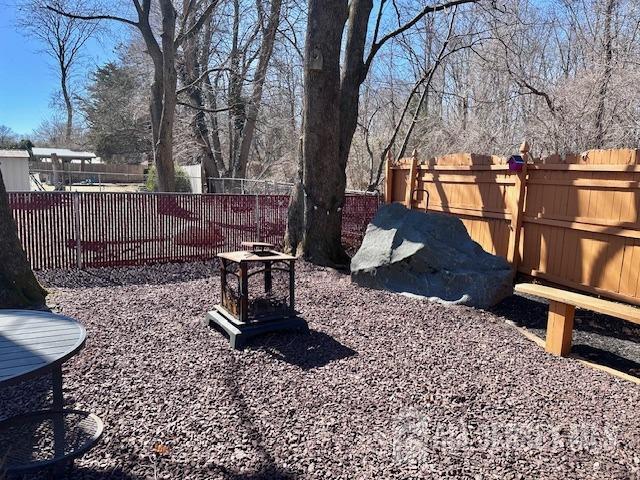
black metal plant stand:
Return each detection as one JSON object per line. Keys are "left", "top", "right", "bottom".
{"left": 205, "top": 242, "right": 307, "bottom": 349}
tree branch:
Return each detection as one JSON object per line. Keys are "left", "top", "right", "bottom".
{"left": 175, "top": 0, "right": 221, "bottom": 47}
{"left": 176, "top": 67, "right": 232, "bottom": 95}
{"left": 364, "top": 0, "right": 479, "bottom": 74}
{"left": 398, "top": 7, "right": 458, "bottom": 158}
{"left": 371, "top": 0, "right": 388, "bottom": 45}
{"left": 45, "top": 5, "right": 138, "bottom": 27}
{"left": 177, "top": 101, "right": 231, "bottom": 113}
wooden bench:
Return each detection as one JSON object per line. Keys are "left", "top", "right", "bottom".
{"left": 514, "top": 283, "right": 640, "bottom": 356}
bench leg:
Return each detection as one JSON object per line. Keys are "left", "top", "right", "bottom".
{"left": 545, "top": 301, "right": 575, "bottom": 356}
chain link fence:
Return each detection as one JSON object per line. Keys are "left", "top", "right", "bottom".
{"left": 29, "top": 169, "right": 374, "bottom": 195}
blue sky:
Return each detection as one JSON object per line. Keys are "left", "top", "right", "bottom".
{"left": 0, "top": 1, "right": 119, "bottom": 136}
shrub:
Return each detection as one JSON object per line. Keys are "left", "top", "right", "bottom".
{"left": 145, "top": 165, "right": 192, "bottom": 192}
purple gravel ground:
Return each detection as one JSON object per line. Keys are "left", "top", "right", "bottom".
{"left": 2, "top": 261, "right": 640, "bottom": 479}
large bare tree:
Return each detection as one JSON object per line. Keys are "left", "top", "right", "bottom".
{"left": 285, "top": 0, "right": 480, "bottom": 266}
{"left": 20, "top": 0, "right": 98, "bottom": 143}
{"left": 48, "top": 0, "right": 220, "bottom": 191}
{"left": 178, "top": 0, "right": 284, "bottom": 185}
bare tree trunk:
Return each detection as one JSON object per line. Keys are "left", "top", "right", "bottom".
{"left": 23, "top": 1, "right": 97, "bottom": 148}
{"left": 286, "top": 0, "right": 477, "bottom": 264}
{"left": 234, "top": 0, "right": 283, "bottom": 179}
{"left": 0, "top": 169, "right": 47, "bottom": 309}
{"left": 136, "top": 8, "right": 174, "bottom": 190}
{"left": 285, "top": 0, "right": 349, "bottom": 267}
{"left": 154, "top": 0, "right": 178, "bottom": 192}
{"left": 594, "top": 0, "right": 616, "bottom": 147}
{"left": 191, "top": 98, "right": 220, "bottom": 184}
{"left": 228, "top": 0, "right": 244, "bottom": 174}
{"left": 462, "top": 94, "right": 468, "bottom": 130}
{"left": 61, "top": 70, "right": 73, "bottom": 143}
{"left": 285, "top": 131, "right": 304, "bottom": 252}
{"left": 47, "top": 1, "right": 221, "bottom": 192}
{"left": 149, "top": 63, "right": 164, "bottom": 153}
{"left": 51, "top": 153, "right": 64, "bottom": 191}
{"left": 337, "top": 0, "right": 373, "bottom": 180}
{"left": 181, "top": 15, "right": 220, "bottom": 185}
{"left": 203, "top": 73, "right": 227, "bottom": 177}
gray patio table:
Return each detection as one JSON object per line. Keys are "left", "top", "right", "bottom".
{"left": 0, "top": 309, "right": 103, "bottom": 476}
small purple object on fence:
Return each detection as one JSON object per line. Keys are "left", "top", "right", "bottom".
{"left": 507, "top": 155, "right": 525, "bottom": 172}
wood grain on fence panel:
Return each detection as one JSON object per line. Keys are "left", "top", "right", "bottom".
{"left": 407, "top": 160, "right": 513, "bottom": 259}
{"left": 391, "top": 167, "right": 410, "bottom": 203}
{"left": 522, "top": 162, "right": 640, "bottom": 303}
{"left": 389, "top": 149, "right": 640, "bottom": 305}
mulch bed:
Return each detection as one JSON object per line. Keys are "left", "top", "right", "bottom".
{"left": 2, "top": 261, "right": 640, "bottom": 479}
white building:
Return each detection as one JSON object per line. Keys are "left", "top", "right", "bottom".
{"left": 31, "top": 147, "right": 97, "bottom": 163}
{"left": 0, "top": 149, "right": 30, "bottom": 191}
{"left": 181, "top": 164, "right": 203, "bottom": 194}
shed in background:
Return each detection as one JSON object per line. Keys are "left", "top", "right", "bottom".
{"left": 0, "top": 149, "right": 30, "bottom": 191}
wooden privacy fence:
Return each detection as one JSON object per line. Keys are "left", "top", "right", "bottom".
{"left": 30, "top": 161, "right": 146, "bottom": 183}
{"left": 386, "top": 147, "right": 640, "bottom": 306}
{"left": 8, "top": 192, "right": 380, "bottom": 270}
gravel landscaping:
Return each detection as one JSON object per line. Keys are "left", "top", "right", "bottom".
{"left": 2, "top": 261, "right": 640, "bottom": 479}
{"left": 492, "top": 293, "right": 640, "bottom": 378}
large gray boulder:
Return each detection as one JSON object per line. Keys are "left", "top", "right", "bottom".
{"left": 351, "top": 203, "right": 513, "bottom": 308}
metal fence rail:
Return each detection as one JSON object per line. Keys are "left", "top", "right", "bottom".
{"left": 8, "top": 192, "right": 380, "bottom": 270}
{"left": 28, "top": 170, "right": 373, "bottom": 196}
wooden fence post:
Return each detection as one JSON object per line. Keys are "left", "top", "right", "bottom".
{"left": 506, "top": 142, "right": 529, "bottom": 272}
{"left": 384, "top": 151, "right": 393, "bottom": 204}
{"left": 51, "top": 153, "right": 63, "bottom": 191}
{"left": 405, "top": 149, "right": 418, "bottom": 209}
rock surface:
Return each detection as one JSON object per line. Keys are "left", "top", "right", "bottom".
{"left": 351, "top": 203, "right": 513, "bottom": 308}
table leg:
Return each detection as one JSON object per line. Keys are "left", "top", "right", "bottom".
{"left": 240, "top": 262, "right": 249, "bottom": 323}
{"left": 264, "top": 261, "right": 272, "bottom": 293}
{"left": 52, "top": 365, "right": 64, "bottom": 410}
{"left": 52, "top": 365, "right": 67, "bottom": 475}
{"left": 289, "top": 260, "right": 295, "bottom": 314}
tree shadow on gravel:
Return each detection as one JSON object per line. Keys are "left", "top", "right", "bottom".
{"left": 1, "top": 464, "right": 141, "bottom": 479}
{"left": 206, "top": 463, "right": 297, "bottom": 480}
{"left": 203, "top": 360, "right": 298, "bottom": 480}
{"left": 247, "top": 329, "right": 357, "bottom": 370}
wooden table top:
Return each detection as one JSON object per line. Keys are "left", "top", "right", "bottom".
{"left": 218, "top": 250, "right": 297, "bottom": 263}
{"left": 0, "top": 310, "right": 86, "bottom": 387}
